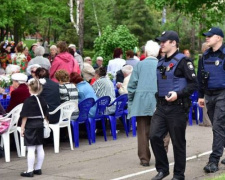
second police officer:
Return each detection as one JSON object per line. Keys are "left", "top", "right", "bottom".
{"left": 198, "top": 27, "right": 225, "bottom": 173}
{"left": 150, "top": 31, "right": 198, "bottom": 180}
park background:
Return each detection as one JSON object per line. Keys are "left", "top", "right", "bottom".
{"left": 1, "top": 0, "right": 225, "bottom": 68}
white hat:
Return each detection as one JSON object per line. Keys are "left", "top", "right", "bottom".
{"left": 26, "top": 64, "right": 41, "bottom": 75}
{"left": 5, "top": 64, "right": 21, "bottom": 75}
{"left": 11, "top": 73, "right": 28, "bottom": 84}
{"left": 68, "top": 44, "right": 76, "bottom": 48}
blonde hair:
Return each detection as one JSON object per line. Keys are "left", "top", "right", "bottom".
{"left": 28, "top": 78, "right": 43, "bottom": 94}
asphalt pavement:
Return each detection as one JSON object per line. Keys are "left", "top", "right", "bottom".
{"left": 1, "top": 124, "right": 225, "bottom": 180}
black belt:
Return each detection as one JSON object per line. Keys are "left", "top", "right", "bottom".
{"left": 157, "top": 98, "right": 183, "bottom": 106}
{"left": 205, "top": 89, "right": 225, "bottom": 96}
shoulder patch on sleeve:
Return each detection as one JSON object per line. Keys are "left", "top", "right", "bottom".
{"left": 187, "top": 62, "right": 194, "bottom": 70}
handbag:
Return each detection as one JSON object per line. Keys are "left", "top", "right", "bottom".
{"left": 34, "top": 95, "right": 51, "bottom": 138}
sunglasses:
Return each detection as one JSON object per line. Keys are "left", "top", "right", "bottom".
{"left": 31, "top": 70, "right": 36, "bottom": 73}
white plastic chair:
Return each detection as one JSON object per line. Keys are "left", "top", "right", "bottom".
{"left": 17, "top": 127, "right": 26, "bottom": 157}
{"left": 0, "top": 103, "right": 23, "bottom": 162}
{"left": 49, "top": 101, "right": 78, "bottom": 153}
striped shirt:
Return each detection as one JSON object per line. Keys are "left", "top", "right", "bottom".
{"left": 92, "top": 76, "right": 116, "bottom": 114}
{"left": 59, "top": 83, "right": 78, "bottom": 104}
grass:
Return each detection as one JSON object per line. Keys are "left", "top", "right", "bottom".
{"left": 206, "top": 174, "right": 225, "bottom": 180}
{"left": 23, "top": 39, "right": 37, "bottom": 49}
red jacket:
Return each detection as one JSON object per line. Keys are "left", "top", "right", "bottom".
{"left": 6, "top": 84, "right": 30, "bottom": 113}
{"left": 49, "top": 52, "right": 80, "bottom": 82}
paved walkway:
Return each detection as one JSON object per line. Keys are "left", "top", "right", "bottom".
{"left": 1, "top": 125, "right": 225, "bottom": 180}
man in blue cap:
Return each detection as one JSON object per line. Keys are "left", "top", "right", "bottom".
{"left": 150, "top": 31, "right": 198, "bottom": 180}
{"left": 198, "top": 27, "right": 225, "bottom": 173}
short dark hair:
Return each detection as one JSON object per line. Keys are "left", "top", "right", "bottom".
{"left": 169, "top": 40, "right": 179, "bottom": 48}
{"left": 56, "top": 41, "right": 68, "bottom": 53}
{"left": 70, "top": 72, "right": 83, "bottom": 84}
{"left": 95, "top": 67, "right": 106, "bottom": 77}
{"left": 113, "top": 48, "right": 123, "bottom": 58}
{"left": 126, "top": 50, "right": 134, "bottom": 58}
{"left": 35, "top": 67, "right": 50, "bottom": 79}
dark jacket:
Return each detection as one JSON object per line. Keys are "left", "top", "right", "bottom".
{"left": 40, "top": 78, "right": 61, "bottom": 124}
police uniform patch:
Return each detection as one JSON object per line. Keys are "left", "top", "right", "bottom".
{"left": 187, "top": 62, "right": 194, "bottom": 70}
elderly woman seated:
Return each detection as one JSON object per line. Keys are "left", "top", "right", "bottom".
{"left": 6, "top": 73, "right": 30, "bottom": 113}
{"left": 55, "top": 70, "right": 79, "bottom": 120}
{"left": 82, "top": 56, "right": 95, "bottom": 83}
{"left": 116, "top": 65, "right": 133, "bottom": 95}
{"left": 28, "top": 46, "right": 51, "bottom": 71}
{"left": 70, "top": 72, "right": 97, "bottom": 117}
{"left": 92, "top": 67, "right": 116, "bottom": 115}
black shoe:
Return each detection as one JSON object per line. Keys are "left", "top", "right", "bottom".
{"left": 221, "top": 159, "right": 225, "bottom": 165}
{"left": 20, "top": 171, "right": 34, "bottom": 177}
{"left": 152, "top": 171, "right": 169, "bottom": 180}
{"left": 203, "top": 162, "right": 219, "bottom": 173}
{"left": 33, "top": 169, "right": 42, "bottom": 175}
{"left": 140, "top": 162, "right": 150, "bottom": 167}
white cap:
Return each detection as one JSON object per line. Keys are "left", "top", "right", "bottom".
{"left": 68, "top": 44, "right": 76, "bottom": 48}
{"left": 11, "top": 73, "right": 28, "bottom": 84}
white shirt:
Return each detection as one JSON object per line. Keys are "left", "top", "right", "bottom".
{"left": 107, "top": 58, "right": 126, "bottom": 78}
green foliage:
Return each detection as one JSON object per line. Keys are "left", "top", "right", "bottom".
{"left": 93, "top": 25, "right": 138, "bottom": 66}
{"left": 145, "top": 0, "right": 225, "bottom": 28}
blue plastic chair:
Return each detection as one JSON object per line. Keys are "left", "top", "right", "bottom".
{"left": 107, "top": 94, "right": 129, "bottom": 140}
{"left": 88, "top": 96, "right": 111, "bottom": 143}
{"left": 126, "top": 116, "right": 136, "bottom": 137}
{"left": 189, "top": 91, "right": 203, "bottom": 125}
{"left": 71, "top": 98, "right": 95, "bottom": 147}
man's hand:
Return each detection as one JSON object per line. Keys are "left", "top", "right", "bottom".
{"left": 165, "top": 91, "right": 177, "bottom": 102}
{"left": 198, "top": 98, "right": 205, "bottom": 108}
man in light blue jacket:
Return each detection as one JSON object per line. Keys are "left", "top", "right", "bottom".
{"left": 128, "top": 40, "right": 159, "bottom": 167}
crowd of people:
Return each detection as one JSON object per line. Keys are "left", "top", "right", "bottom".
{"left": 0, "top": 26, "right": 225, "bottom": 180}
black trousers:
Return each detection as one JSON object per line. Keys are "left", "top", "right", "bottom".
{"left": 150, "top": 104, "right": 187, "bottom": 180}
{"left": 205, "top": 90, "right": 225, "bottom": 164}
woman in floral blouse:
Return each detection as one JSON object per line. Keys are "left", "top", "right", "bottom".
{"left": 13, "top": 42, "right": 28, "bottom": 73}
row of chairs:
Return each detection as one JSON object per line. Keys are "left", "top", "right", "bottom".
{"left": 0, "top": 94, "right": 136, "bottom": 162}
{"left": 71, "top": 94, "right": 135, "bottom": 148}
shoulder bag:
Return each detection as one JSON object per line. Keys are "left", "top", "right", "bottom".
{"left": 34, "top": 95, "right": 51, "bottom": 138}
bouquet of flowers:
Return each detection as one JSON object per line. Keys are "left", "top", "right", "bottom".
{"left": 0, "top": 75, "right": 11, "bottom": 88}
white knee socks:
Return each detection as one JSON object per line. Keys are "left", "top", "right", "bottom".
{"left": 27, "top": 145, "right": 45, "bottom": 172}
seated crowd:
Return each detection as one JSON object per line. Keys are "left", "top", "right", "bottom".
{"left": 0, "top": 40, "right": 142, "bottom": 143}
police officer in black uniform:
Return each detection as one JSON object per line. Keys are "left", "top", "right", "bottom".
{"left": 198, "top": 27, "right": 225, "bottom": 173}
{"left": 150, "top": 31, "right": 198, "bottom": 180}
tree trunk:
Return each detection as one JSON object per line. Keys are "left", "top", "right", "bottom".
{"left": 14, "top": 23, "right": 19, "bottom": 44}
{"left": 69, "top": 0, "right": 79, "bottom": 34}
{"left": 78, "top": 0, "right": 84, "bottom": 56}
{"left": 92, "top": 0, "right": 101, "bottom": 36}
{"left": 0, "top": 28, "right": 4, "bottom": 42}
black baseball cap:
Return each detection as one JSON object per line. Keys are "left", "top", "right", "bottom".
{"left": 155, "top": 30, "right": 179, "bottom": 43}
{"left": 203, "top": 27, "right": 224, "bottom": 38}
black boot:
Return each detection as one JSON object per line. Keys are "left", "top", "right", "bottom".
{"left": 203, "top": 162, "right": 219, "bottom": 173}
